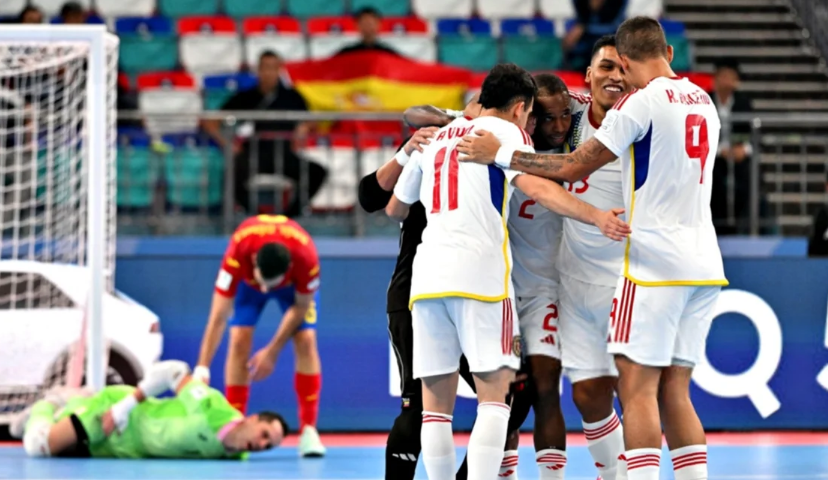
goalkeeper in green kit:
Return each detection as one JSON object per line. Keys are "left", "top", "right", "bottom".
{"left": 13, "top": 360, "right": 289, "bottom": 459}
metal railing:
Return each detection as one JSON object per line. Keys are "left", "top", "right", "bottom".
{"left": 114, "top": 110, "right": 828, "bottom": 237}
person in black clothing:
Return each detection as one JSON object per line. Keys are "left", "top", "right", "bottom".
{"left": 203, "top": 51, "right": 327, "bottom": 217}
{"left": 334, "top": 7, "right": 399, "bottom": 57}
{"left": 808, "top": 173, "right": 828, "bottom": 257}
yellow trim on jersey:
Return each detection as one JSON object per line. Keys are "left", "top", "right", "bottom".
{"left": 623, "top": 146, "right": 729, "bottom": 288}
{"left": 408, "top": 177, "right": 513, "bottom": 309}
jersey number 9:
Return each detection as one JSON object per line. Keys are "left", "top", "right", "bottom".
{"left": 685, "top": 114, "right": 710, "bottom": 184}
{"left": 432, "top": 147, "right": 459, "bottom": 213}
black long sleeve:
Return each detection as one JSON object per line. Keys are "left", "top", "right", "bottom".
{"left": 808, "top": 207, "right": 828, "bottom": 257}
{"left": 358, "top": 171, "right": 393, "bottom": 213}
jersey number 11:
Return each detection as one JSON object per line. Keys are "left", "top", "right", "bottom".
{"left": 685, "top": 114, "right": 710, "bottom": 184}
{"left": 432, "top": 147, "right": 459, "bottom": 213}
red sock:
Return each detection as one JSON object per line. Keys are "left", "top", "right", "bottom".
{"left": 226, "top": 385, "right": 249, "bottom": 415}
{"left": 295, "top": 372, "right": 321, "bottom": 430}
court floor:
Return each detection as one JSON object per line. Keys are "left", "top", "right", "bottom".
{"left": 2, "top": 432, "right": 828, "bottom": 480}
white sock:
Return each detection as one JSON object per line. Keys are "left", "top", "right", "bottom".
{"left": 583, "top": 411, "right": 624, "bottom": 480}
{"left": 671, "top": 445, "right": 707, "bottom": 480}
{"left": 536, "top": 448, "right": 567, "bottom": 480}
{"left": 616, "top": 453, "right": 628, "bottom": 480}
{"left": 421, "top": 411, "right": 455, "bottom": 480}
{"left": 499, "top": 450, "right": 520, "bottom": 480}
{"left": 625, "top": 448, "right": 661, "bottom": 480}
{"left": 468, "top": 402, "right": 511, "bottom": 480}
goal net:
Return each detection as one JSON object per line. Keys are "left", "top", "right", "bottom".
{"left": 0, "top": 29, "right": 118, "bottom": 422}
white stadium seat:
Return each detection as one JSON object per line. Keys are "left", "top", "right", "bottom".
{"left": 31, "top": 0, "right": 91, "bottom": 17}
{"left": 379, "top": 35, "right": 437, "bottom": 62}
{"left": 477, "top": 0, "right": 536, "bottom": 20}
{"left": 301, "top": 144, "right": 396, "bottom": 210}
{"left": 139, "top": 89, "right": 203, "bottom": 135}
{"left": 626, "top": 0, "right": 663, "bottom": 18}
{"left": 539, "top": 0, "right": 575, "bottom": 19}
{"left": 180, "top": 35, "right": 242, "bottom": 75}
{"left": 412, "top": 0, "right": 473, "bottom": 20}
{"left": 0, "top": 0, "right": 27, "bottom": 17}
{"left": 308, "top": 34, "right": 361, "bottom": 60}
{"left": 246, "top": 35, "right": 308, "bottom": 65}
{"left": 95, "top": 0, "right": 156, "bottom": 18}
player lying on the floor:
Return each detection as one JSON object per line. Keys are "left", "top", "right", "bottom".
{"left": 15, "top": 360, "right": 289, "bottom": 459}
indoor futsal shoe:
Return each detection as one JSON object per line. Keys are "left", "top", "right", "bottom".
{"left": 298, "top": 425, "right": 326, "bottom": 457}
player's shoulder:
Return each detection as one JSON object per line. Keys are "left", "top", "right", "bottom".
{"left": 568, "top": 90, "right": 592, "bottom": 107}
{"left": 472, "top": 116, "right": 533, "bottom": 146}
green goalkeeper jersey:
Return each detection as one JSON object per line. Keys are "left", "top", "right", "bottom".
{"left": 58, "top": 381, "right": 245, "bottom": 459}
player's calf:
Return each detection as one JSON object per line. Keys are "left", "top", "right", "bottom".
{"left": 571, "top": 375, "right": 624, "bottom": 480}
{"left": 226, "top": 326, "right": 255, "bottom": 413}
{"left": 659, "top": 365, "right": 707, "bottom": 480}
{"left": 615, "top": 356, "right": 663, "bottom": 480}
{"left": 421, "top": 372, "right": 461, "bottom": 480}
{"left": 528, "top": 356, "right": 568, "bottom": 480}
{"left": 467, "top": 368, "right": 514, "bottom": 480}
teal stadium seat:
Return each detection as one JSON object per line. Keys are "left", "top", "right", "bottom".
{"left": 667, "top": 35, "right": 692, "bottom": 72}
{"left": 224, "top": 0, "right": 282, "bottom": 18}
{"left": 115, "top": 18, "right": 178, "bottom": 74}
{"left": 351, "top": 0, "right": 410, "bottom": 16}
{"left": 438, "top": 35, "right": 498, "bottom": 71}
{"left": 159, "top": 0, "right": 219, "bottom": 17}
{"left": 286, "top": 0, "right": 345, "bottom": 17}
{"left": 165, "top": 145, "right": 224, "bottom": 208}
{"left": 203, "top": 73, "right": 258, "bottom": 110}
{"left": 117, "top": 146, "right": 160, "bottom": 208}
{"left": 503, "top": 36, "right": 562, "bottom": 71}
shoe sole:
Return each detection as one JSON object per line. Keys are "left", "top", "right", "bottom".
{"left": 300, "top": 451, "right": 326, "bottom": 458}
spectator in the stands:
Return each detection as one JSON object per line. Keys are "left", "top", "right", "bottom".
{"left": 59, "top": 1, "right": 87, "bottom": 24}
{"left": 334, "top": 7, "right": 399, "bottom": 56}
{"left": 202, "top": 51, "right": 327, "bottom": 217}
{"left": 18, "top": 5, "right": 44, "bottom": 24}
{"left": 808, "top": 173, "right": 828, "bottom": 257}
{"left": 564, "top": 0, "right": 626, "bottom": 70}
{"left": 709, "top": 58, "right": 755, "bottom": 234}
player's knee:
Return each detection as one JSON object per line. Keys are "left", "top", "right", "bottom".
{"left": 572, "top": 378, "right": 614, "bottom": 417}
{"left": 228, "top": 327, "right": 254, "bottom": 356}
{"left": 658, "top": 369, "right": 693, "bottom": 411}
{"left": 292, "top": 329, "right": 318, "bottom": 359}
{"left": 23, "top": 423, "right": 52, "bottom": 458}
{"left": 530, "top": 359, "right": 562, "bottom": 400}
{"left": 390, "top": 405, "right": 424, "bottom": 442}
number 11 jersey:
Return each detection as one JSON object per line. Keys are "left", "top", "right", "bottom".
{"left": 593, "top": 76, "right": 727, "bottom": 286}
{"left": 394, "top": 116, "right": 533, "bottom": 308}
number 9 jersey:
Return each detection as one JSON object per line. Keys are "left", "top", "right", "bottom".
{"left": 393, "top": 115, "right": 533, "bottom": 307}
{"left": 593, "top": 77, "right": 727, "bottom": 286}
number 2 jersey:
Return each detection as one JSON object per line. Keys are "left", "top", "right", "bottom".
{"left": 394, "top": 116, "right": 533, "bottom": 307}
{"left": 593, "top": 76, "right": 727, "bottom": 285}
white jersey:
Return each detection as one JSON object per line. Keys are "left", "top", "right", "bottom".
{"left": 394, "top": 116, "right": 534, "bottom": 306}
{"left": 508, "top": 147, "right": 564, "bottom": 298}
{"left": 558, "top": 92, "right": 626, "bottom": 287}
{"left": 593, "top": 76, "right": 727, "bottom": 286}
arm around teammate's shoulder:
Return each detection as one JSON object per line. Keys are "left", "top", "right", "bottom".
{"left": 512, "top": 174, "right": 631, "bottom": 241}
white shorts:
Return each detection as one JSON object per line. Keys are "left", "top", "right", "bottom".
{"left": 559, "top": 273, "right": 618, "bottom": 383}
{"left": 412, "top": 296, "right": 521, "bottom": 379}
{"left": 516, "top": 295, "right": 561, "bottom": 359}
{"left": 608, "top": 277, "right": 721, "bottom": 367}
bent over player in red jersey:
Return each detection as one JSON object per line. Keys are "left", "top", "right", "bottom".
{"left": 195, "top": 214, "right": 325, "bottom": 457}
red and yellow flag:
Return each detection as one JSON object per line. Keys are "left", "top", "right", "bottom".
{"left": 285, "top": 51, "right": 471, "bottom": 112}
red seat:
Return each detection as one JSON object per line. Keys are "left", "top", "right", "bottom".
{"left": 380, "top": 16, "right": 429, "bottom": 34}
{"left": 136, "top": 71, "right": 197, "bottom": 90}
{"left": 307, "top": 16, "right": 358, "bottom": 35}
{"left": 178, "top": 16, "right": 237, "bottom": 34}
{"left": 242, "top": 16, "right": 302, "bottom": 34}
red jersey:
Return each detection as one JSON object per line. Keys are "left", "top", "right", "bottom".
{"left": 214, "top": 215, "right": 320, "bottom": 297}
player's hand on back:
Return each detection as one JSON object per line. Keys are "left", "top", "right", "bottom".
{"left": 248, "top": 347, "right": 277, "bottom": 382}
{"left": 457, "top": 130, "right": 500, "bottom": 164}
{"left": 594, "top": 208, "right": 631, "bottom": 242}
{"left": 404, "top": 127, "right": 440, "bottom": 155}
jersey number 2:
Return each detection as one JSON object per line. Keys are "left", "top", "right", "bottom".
{"left": 685, "top": 114, "right": 710, "bottom": 184}
{"left": 432, "top": 147, "right": 459, "bottom": 213}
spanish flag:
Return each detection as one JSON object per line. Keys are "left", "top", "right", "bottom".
{"left": 285, "top": 51, "right": 471, "bottom": 112}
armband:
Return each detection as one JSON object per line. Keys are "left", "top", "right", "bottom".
{"left": 495, "top": 145, "right": 532, "bottom": 169}
{"left": 138, "top": 360, "right": 191, "bottom": 398}
{"left": 394, "top": 149, "right": 411, "bottom": 167}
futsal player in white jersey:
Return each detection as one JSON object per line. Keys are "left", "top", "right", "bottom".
{"left": 459, "top": 18, "right": 726, "bottom": 480}
{"left": 385, "top": 64, "right": 631, "bottom": 480}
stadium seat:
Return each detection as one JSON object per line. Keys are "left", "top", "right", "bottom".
{"left": 32, "top": 0, "right": 91, "bottom": 17}
{"left": 137, "top": 72, "right": 202, "bottom": 135}
{"left": 437, "top": 18, "right": 492, "bottom": 35}
{"left": 351, "top": 0, "right": 410, "bottom": 16}
{"left": 178, "top": 16, "right": 242, "bottom": 75}
{"left": 660, "top": 19, "right": 686, "bottom": 36}
{"left": 667, "top": 34, "right": 691, "bottom": 71}
{"left": 203, "top": 72, "right": 258, "bottom": 110}
{"left": 159, "top": 0, "right": 219, "bottom": 17}
{"left": 438, "top": 35, "right": 498, "bottom": 72}
{"left": 539, "top": 0, "right": 576, "bottom": 19}
{"left": 243, "top": 17, "right": 308, "bottom": 64}
{"left": 117, "top": 141, "right": 160, "bottom": 209}
{"left": 116, "top": 18, "right": 178, "bottom": 74}
{"left": 307, "top": 17, "right": 360, "bottom": 59}
{"left": 501, "top": 19, "right": 561, "bottom": 71}
{"left": 286, "top": 0, "right": 346, "bottom": 18}
{"left": 626, "top": 0, "right": 663, "bottom": 18}
{"left": 224, "top": 0, "right": 281, "bottom": 17}
{"left": 0, "top": 0, "right": 26, "bottom": 17}
{"left": 412, "top": 0, "right": 473, "bottom": 19}
{"left": 477, "top": 0, "right": 536, "bottom": 20}
{"left": 163, "top": 137, "right": 224, "bottom": 208}
{"left": 96, "top": 0, "right": 156, "bottom": 18}
{"left": 379, "top": 16, "right": 435, "bottom": 62}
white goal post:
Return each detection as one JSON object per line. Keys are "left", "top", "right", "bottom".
{"left": 0, "top": 26, "right": 117, "bottom": 395}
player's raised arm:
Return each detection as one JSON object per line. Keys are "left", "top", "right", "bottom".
{"left": 403, "top": 105, "right": 455, "bottom": 128}
{"left": 513, "top": 174, "right": 631, "bottom": 241}
{"left": 385, "top": 153, "right": 422, "bottom": 222}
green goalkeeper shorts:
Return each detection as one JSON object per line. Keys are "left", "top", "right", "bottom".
{"left": 56, "top": 385, "right": 139, "bottom": 458}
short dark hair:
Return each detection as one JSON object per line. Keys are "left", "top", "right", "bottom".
{"left": 255, "top": 243, "right": 291, "bottom": 281}
{"left": 60, "top": 1, "right": 84, "bottom": 17}
{"left": 479, "top": 63, "right": 537, "bottom": 113}
{"left": 534, "top": 73, "right": 568, "bottom": 97}
{"left": 616, "top": 16, "right": 668, "bottom": 62}
{"left": 354, "top": 6, "right": 381, "bottom": 19}
{"left": 591, "top": 34, "right": 617, "bottom": 60}
{"left": 259, "top": 50, "right": 281, "bottom": 63}
{"left": 17, "top": 5, "right": 42, "bottom": 22}
{"left": 714, "top": 58, "right": 740, "bottom": 75}
{"left": 257, "top": 410, "right": 290, "bottom": 436}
